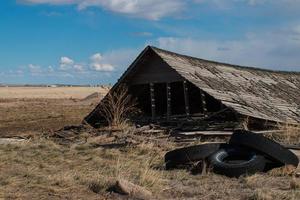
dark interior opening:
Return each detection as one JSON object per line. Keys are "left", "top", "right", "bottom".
{"left": 154, "top": 83, "right": 167, "bottom": 116}
{"left": 187, "top": 82, "right": 202, "bottom": 114}
{"left": 185, "top": 81, "right": 223, "bottom": 114}
{"left": 129, "top": 84, "right": 151, "bottom": 116}
{"left": 170, "top": 82, "right": 186, "bottom": 115}
{"left": 205, "top": 93, "right": 222, "bottom": 112}
{"left": 129, "top": 80, "right": 226, "bottom": 120}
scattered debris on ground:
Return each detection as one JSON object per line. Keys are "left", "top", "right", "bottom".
{"left": 165, "top": 130, "right": 299, "bottom": 178}
{"left": 0, "top": 137, "right": 27, "bottom": 145}
{"left": 110, "top": 179, "right": 153, "bottom": 199}
{"left": 1, "top": 124, "right": 300, "bottom": 200}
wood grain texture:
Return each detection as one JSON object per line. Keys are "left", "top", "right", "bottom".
{"left": 152, "top": 47, "right": 300, "bottom": 124}
{"left": 85, "top": 46, "right": 300, "bottom": 125}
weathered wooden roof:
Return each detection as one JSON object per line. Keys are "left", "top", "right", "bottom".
{"left": 84, "top": 46, "right": 300, "bottom": 125}
{"left": 151, "top": 46, "right": 300, "bottom": 124}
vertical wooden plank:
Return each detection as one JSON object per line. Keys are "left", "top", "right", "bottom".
{"left": 166, "top": 82, "right": 171, "bottom": 120}
{"left": 150, "top": 83, "right": 156, "bottom": 121}
{"left": 183, "top": 81, "right": 190, "bottom": 117}
{"left": 200, "top": 90, "right": 208, "bottom": 117}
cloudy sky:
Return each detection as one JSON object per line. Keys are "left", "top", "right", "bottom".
{"left": 0, "top": 0, "right": 300, "bottom": 84}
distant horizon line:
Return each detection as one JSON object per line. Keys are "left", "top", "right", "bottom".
{"left": 0, "top": 83, "right": 111, "bottom": 87}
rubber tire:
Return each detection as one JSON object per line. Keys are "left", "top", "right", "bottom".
{"left": 229, "top": 130, "right": 299, "bottom": 167}
{"left": 165, "top": 143, "right": 228, "bottom": 169}
{"left": 208, "top": 147, "right": 266, "bottom": 177}
{"left": 264, "top": 159, "right": 284, "bottom": 172}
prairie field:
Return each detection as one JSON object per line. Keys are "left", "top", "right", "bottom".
{"left": 0, "top": 87, "right": 299, "bottom": 200}
{"left": 0, "top": 87, "right": 108, "bottom": 99}
{"left": 0, "top": 87, "right": 107, "bottom": 137}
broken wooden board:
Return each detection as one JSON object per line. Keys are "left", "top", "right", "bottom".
{"left": 171, "top": 129, "right": 284, "bottom": 138}
{"left": 0, "top": 138, "right": 26, "bottom": 145}
{"left": 171, "top": 131, "right": 233, "bottom": 138}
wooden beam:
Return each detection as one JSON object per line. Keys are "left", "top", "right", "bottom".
{"left": 183, "top": 81, "right": 190, "bottom": 117}
{"left": 150, "top": 83, "right": 156, "bottom": 121}
{"left": 166, "top": 82, "right": 171, "bottom": 120}
{"left": 200, "top": 90, "right": 208, "bottom": 117}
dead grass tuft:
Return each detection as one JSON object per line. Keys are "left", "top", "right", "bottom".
{"left": 98, "top": 85, "right": 139, "bottom": 129}
{"left": 249, "top": 189, "right": 273, "bottom": 200}
{"left": 114, "top": 153, "right": 164, "bottom": 191}
{"left": 243, "top": 174, "right": 262, "bottom": 188}
{"left": 290, "top": 177, "right": 300, "bottom": 190}
{"left": 268, "top": 123, "right": 300, "bottom": 144}
{"left": 267, "top": 165, "right": 296, "bottom": 177}
{"left": 242, "top": 116, "right": 250, "bottom": 130}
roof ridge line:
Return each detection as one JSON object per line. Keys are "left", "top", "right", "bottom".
{"left": 149, "top": 46, "right": 300, "bottom": 75}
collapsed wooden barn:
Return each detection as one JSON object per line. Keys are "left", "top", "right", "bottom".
{"left": 84, "top": 46, "right": 300, "bottom": 132}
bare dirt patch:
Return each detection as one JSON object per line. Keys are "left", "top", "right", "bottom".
{"left": 0, "top": 98, "right": 99, "bottom": 137}
{"left": 0, "top": 87, "right": 108, "bottom": 137}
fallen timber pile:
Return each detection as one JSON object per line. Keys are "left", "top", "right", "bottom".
{"left": 165, "top": 130, "right": 299, "bottom": 177}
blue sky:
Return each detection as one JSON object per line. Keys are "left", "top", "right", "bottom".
{"left": 0, "top": 0, "right": 300, "bottom": 85}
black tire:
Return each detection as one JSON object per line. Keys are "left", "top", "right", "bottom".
{"left": 208, "top": 147, "right": 266, "bottom": 177}
{"left": 264, "top": 159, "right": 284, "bottom": 172}
{"left": 165, "top": 143, "right": 227, "bottom": 169}
{"left": 229, "top": 130, "right": 299, "bottom": 167}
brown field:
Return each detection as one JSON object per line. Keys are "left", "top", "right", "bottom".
{"left": 0, "top": 87, "right": 108, "bottom": 99}
{"left": 0, "top": 87, "right": 107, "bottom": 137}
{"left": 0, "top": 87, "right": 300, "bottom": 200}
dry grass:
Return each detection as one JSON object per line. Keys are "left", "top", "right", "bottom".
{"left": 98, "top": 85, "right": 139, "bottom": 128}
{"left": 277, "top": 123, "right": 300, "bottom": 144}
{"left": 290, "top": 177, "right": 300, "bottom": 190}
{"left": 243, "top": 174, "right": 300, "bottom": 200}
{"left": 267, "top": 165, "right": 297, "bottom": 177}
{"left": 0, "top": 135, "right": 167, "bottom": 199}
{"left": 0, "top": 86, "right": 108, "bottom": 99}
{"left": 266, "top": 123, "right": 300, "bottom": 144}
{"left": 1, "top": 90, "right": 300, "bottom": 199}
{"left": 1, "top": 132, "right": 300, "bottom": 199}
{"left": 241, "top": 116, "right": 250, "bottom": 130}
{"left": 249, "top": 189, "right": 273, "bottom": 200}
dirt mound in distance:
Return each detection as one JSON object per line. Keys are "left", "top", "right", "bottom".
{"left": 82, "top": 92, "right": 102, "bottom": 101}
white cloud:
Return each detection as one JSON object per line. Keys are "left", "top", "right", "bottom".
{"left": 56, "top": 52, "right": 121, "bottom": 73}
{"left": 2, "top": 47, "right": 135, "bottom": 84}
{"left": 99, "top": 48, "right": 138, "bottom": 68}
{"left": 91, "top": 63, "right": 114, "bottom": 72}
{"left": 21, "top": 0, "right": 75, "bottom": 5}
{"left": 60, "top": 56, "right": 74, "bottom": 65}
{"left": 16, "top": 69, "right": 24, "bottom": 74}
{"left": 90, "top": 53, "right": 114, "bottom": 71}
{"left": 21, "top": 0, "right": 185, "bottom": 20}
{"left": 194, "top": 0, "right": 294, "bottom": 6}
{"left": 90, "top": 53, "right": 102, "bottom": 63}
{"left": 133, "top": 32, "right": 153, "bottom": 37}
{"left": 28, "top": 64, "right": 43, "bottom": 74}
{"left": 155, "top": 26, "right": 300, "bottom": 71}
{"left": 20, "top": 0, "right": 300, "bottom": 21}
{"left": 48, "top": 66, "right": 54, "bottom": 72}
{"left": 59, "top": 57, "right": 88, "bottom": 72}
{"left": 28, "top": 64, "right": 57, "bottom": 75}
{"left": 73, "top": 64, "right": 85, "bottom": 71}
{"left": 59, "top": 56, "right": 74, "bottom": 70}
